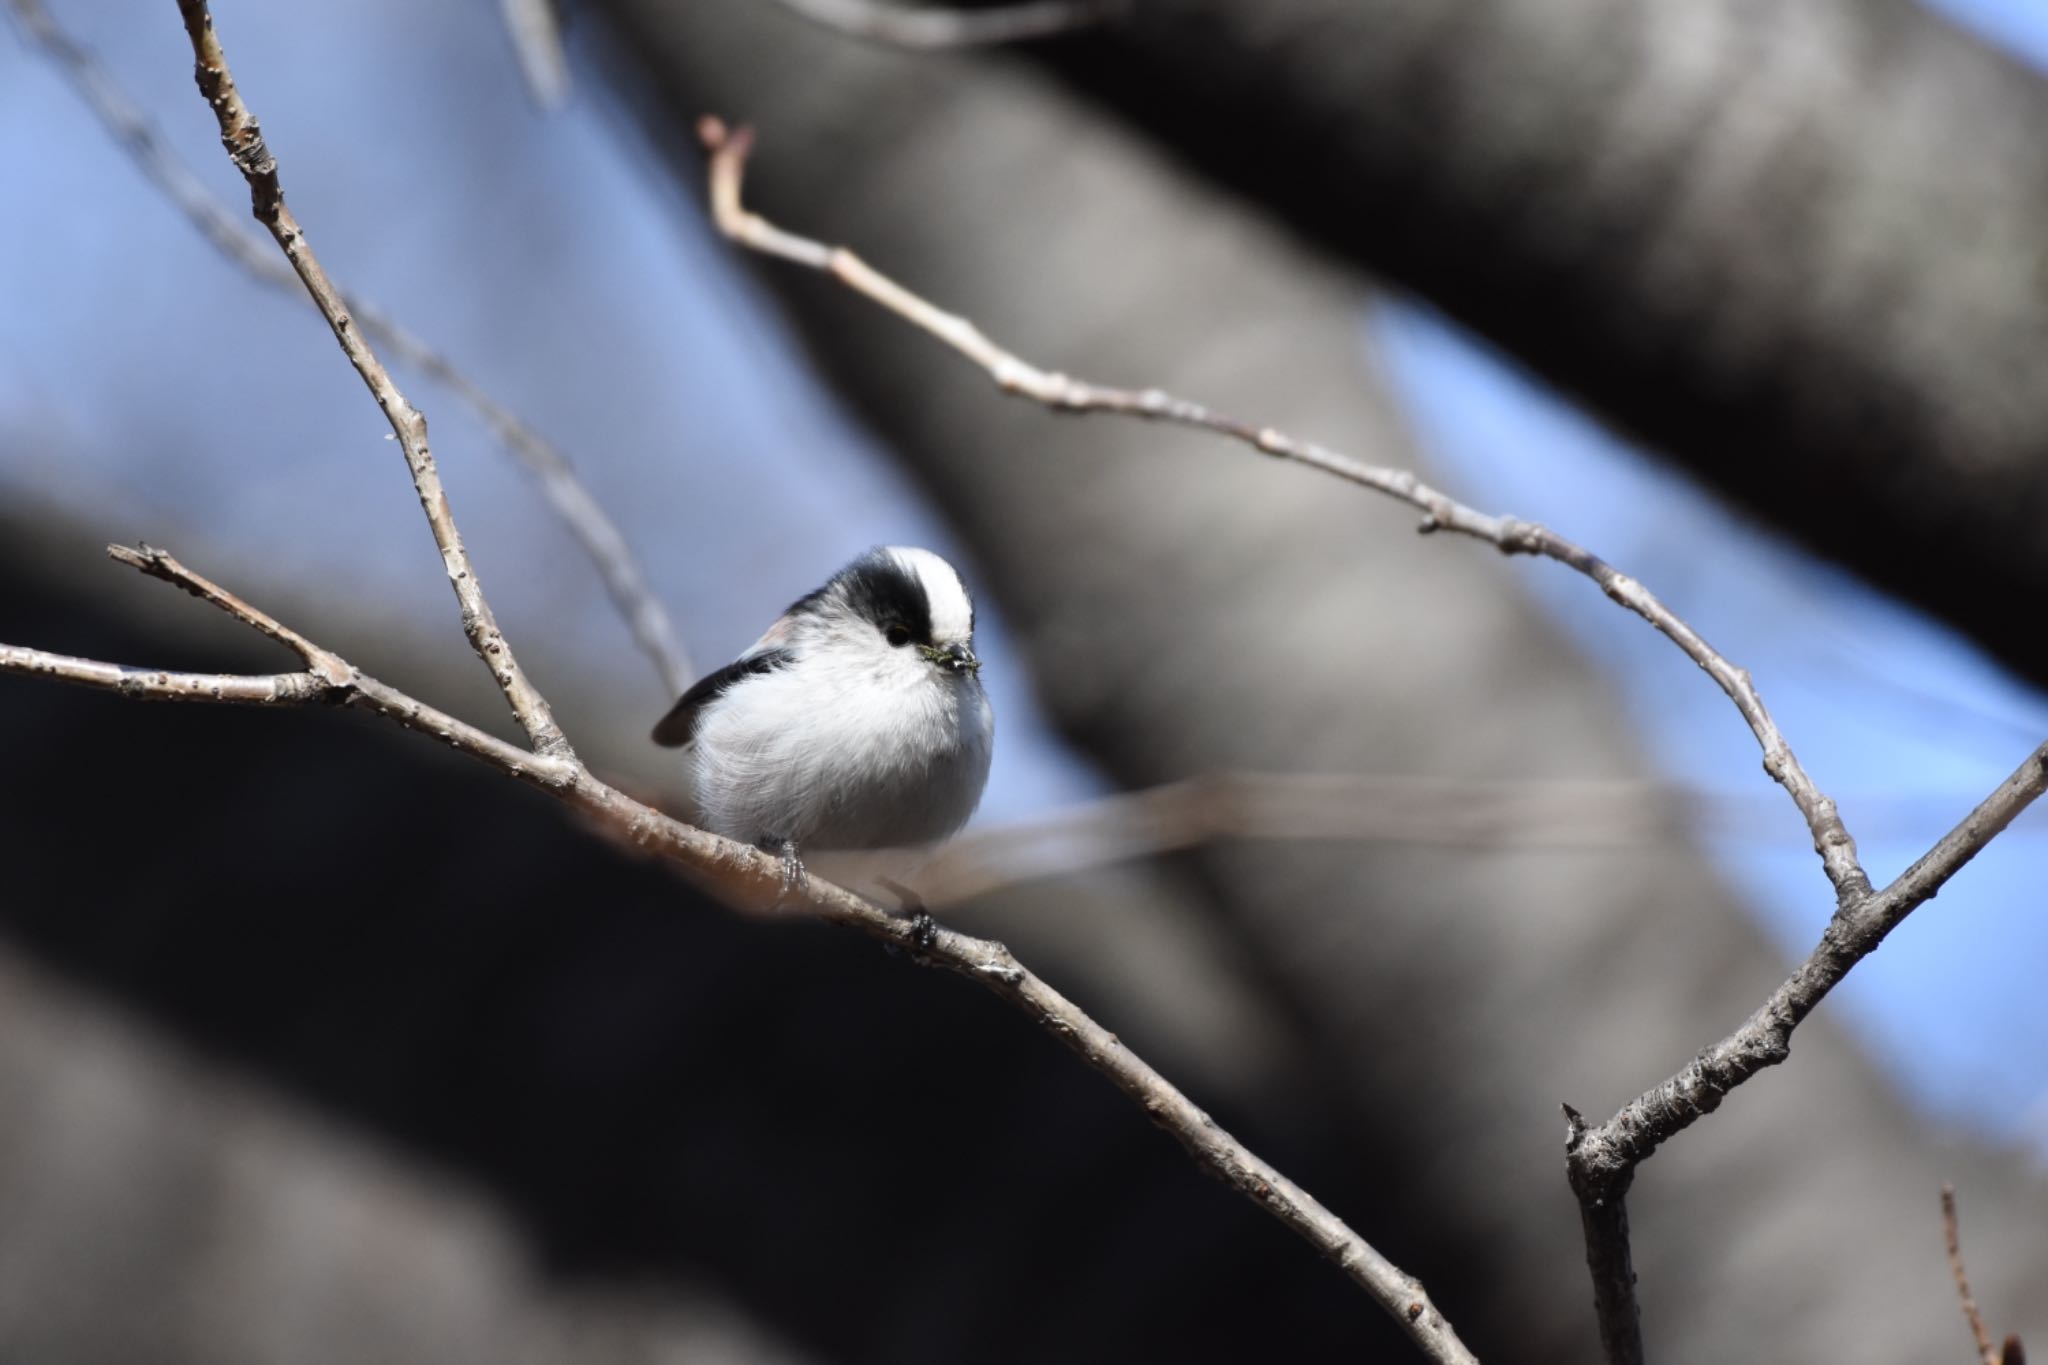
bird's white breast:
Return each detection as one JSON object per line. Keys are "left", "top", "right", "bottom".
{"left": 686, "top": 641, "right": 993, "bottom": 852}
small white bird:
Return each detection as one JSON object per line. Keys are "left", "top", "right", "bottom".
{"left": 653, "top": 546, "right": 995, "bottom": 900}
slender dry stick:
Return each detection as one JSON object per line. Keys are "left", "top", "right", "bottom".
{"left": 499, "top": 0, "right": 570, "bottom": 109}
{"left": 696, "top": 118, "right": 1871, "bottom": 912}
{"left": 8, "top": 0, "right": 692, "bottom": 699}
{"left": 175, "top": 0, "right": 571, "bottom": 757}
{"left": 1944, "top": 1185, "right": 2001, "bottom": 1365}
{"left": 768, "top": 0, "right": 1115, "bottom": 48}
{"left": 692, "top": 119, "right": 2048, "bottom": 1362}
{"left": 0, "top": 543, "right": 1480, "bottom": 1365}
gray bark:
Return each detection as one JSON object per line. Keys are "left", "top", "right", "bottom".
{"left": 590, "top": 5, "right": 2048, "bottom": 1358}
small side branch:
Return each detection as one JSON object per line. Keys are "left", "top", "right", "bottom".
{"left": 768, "top": 0, "right": 1115, "bottom": 49}
{"left": 1945, "top": 1185, "right": 2027, "bottom": 1365}
{"left": 173, "top": 0, "right": 572, "bottom": 758}
{"left": 695, "top": 117, "right": 1870, "bottom": 908}
{"left": 1946, "top": 1185, "right": 2000, "bottom": 1365}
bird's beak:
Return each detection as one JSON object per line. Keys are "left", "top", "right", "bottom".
{"left": 922, "top": 642, "right": 980, "bottom": 674}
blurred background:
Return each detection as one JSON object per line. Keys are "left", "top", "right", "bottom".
{"left": 2, "top": 0, "right": 2045, "bottom": 1359}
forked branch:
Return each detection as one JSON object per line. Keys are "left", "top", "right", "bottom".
{"left": 174, "top": 0, "right": 572, "bottom": 757}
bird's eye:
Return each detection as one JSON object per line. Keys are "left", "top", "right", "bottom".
{"left": 884, "top": 623, "right": 912, "bottom": 647}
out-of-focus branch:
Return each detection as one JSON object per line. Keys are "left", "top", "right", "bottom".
{"left": 698, "top": 117, "right": 1869, "bottom": 910}
{"left": 767, "top": 0, "right": 1115, "bottom": 49}
{"left": 1945, "top": 1185, "right": 2000, "bottom": 1365}
{"left": 850, "top": 777, "right": 1757, "bottom": 908}
{"left": 1943, "top": 1186, "right": 2027, "bottom": 1365}
{"left": 0, "top": 541, "right": 1477, "bottom": 1365}
{"left": 882, "top": 774, "right": 1694, "bottom": 906}
{"left": 8, "top": 0, "right": 691, "bottom": 698}
{"left": 175, "top": 0, "right": 570, "bottom": 757}
{"left": 819, "top": 773, "right": 2046, "bottom": 910}
{"left": 499, "top": 0, "right": 570, "bottom": 108}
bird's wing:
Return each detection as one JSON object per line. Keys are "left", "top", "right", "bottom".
{"left": 650, "top": 648, "right": 797, "bottom": 748}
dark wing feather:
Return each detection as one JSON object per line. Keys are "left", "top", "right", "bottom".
{"left": 650, "top": 649, "right": 795, "bottom": 748}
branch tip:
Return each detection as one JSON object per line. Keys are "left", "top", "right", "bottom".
{"left": 1944, "top": 1183, "right": 2001, "bottom": 1365}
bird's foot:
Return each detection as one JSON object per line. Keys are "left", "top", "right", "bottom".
{"left": 771, "top": 838, "right": 807, "bottom": 907}
{"left": 877, "top": 877, "right": 940, "bottom": 953}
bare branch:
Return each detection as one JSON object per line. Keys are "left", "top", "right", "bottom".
{"left": 1944, "top": 1185, "right": 2001, "bottom": 1365}
{"left": 767, "top": 0, "right": 1115, "bottom": 49}
{"left": 0, "top": 540, "right": 1478, "bottom": 1365}
{"left": 498, "top": 0, "right": 570, "bottom": 109}
{"left": 106, "top": 542, "right": 340, "bottom": 677}
{"left": 695, "top": 117, "right": 1872, "bottom": 909}
{"left": 1570, "top": 742, "right": 2048, "bottom": 1191}
{"left": 7, "top": 0, "right": 692, "bottom": 698}
{"left": 0, "top": 643, "right": 321, "bottom": 706}
{"left": 173, "top": 0, "right": 570, "bottom": 757}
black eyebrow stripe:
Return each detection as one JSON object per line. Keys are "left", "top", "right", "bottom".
{"left": 792, "top": 549, "right": 935, "bottom": 645}
{"left": 649, "top": 648, "right": 796, "bottom": 747}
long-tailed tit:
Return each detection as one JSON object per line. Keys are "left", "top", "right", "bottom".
{"left": 653, "top": 546, "right": 994, "bottom": 898}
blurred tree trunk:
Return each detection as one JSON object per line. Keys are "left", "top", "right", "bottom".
{"left": 590, "top": 4, "right": 2048, "bottom": 1359}
{"left": 1037, "top": 0, "right": 2048, "bottom": 690}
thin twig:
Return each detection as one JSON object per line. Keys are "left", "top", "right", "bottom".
{"left": 176, "top": 0, "right": 564, "bottom": 757}
{"left": 7, "top": 0, "right": 692, "bottom": 698}
{"left": 767, "top": 0, "right": 1115, "bottom": 49}
{"left": 1944, "top": 1185, "right": 2000, "bottom": 1365}
{"left": 695, "top": 117, "right": 1872, "bottom": 910}
{"left": 0, "top": 543, "right": 1479, "bottom": 1365}
{"left": 876, "top": 773, "right": 1693, "bottom": 906}
{"left": 110, "top": 542, "right": 341, "bottom": 677}
{"left": 498, "top": 0, "right": 570, "bottom": 109}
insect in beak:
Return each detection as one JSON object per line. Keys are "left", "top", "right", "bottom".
{"left": 920, "top": 642, "right": 981, "bottom": 674}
